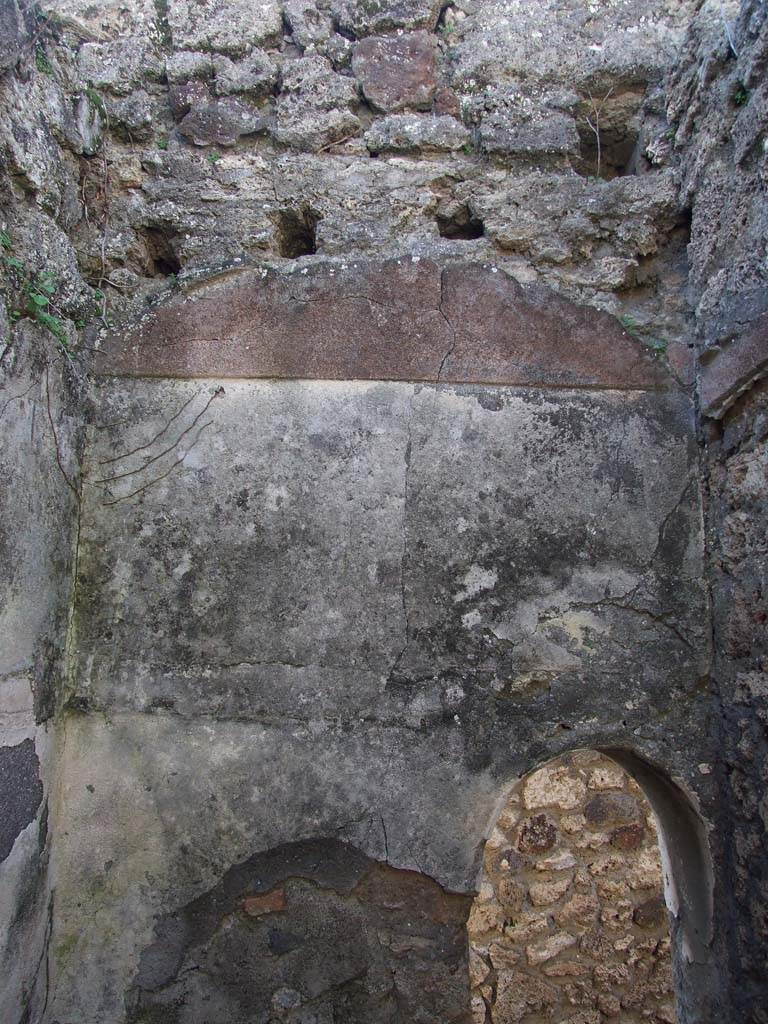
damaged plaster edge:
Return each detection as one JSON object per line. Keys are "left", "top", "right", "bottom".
{"left": 92, "top": 255, "right": 446, "bottom": 342}
{"left": 698, "top": 313, "right": 768, "bottom": 419}
{"left": 87, "top": 370, "right": 675, "bottom": 394}
{"left": 701, "top": 362, "right": 768, "bottom": 420}
{"left": 600, "top": 747, "right": 715, "bottom": 963}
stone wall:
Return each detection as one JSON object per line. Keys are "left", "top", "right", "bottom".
{"left": 468, "top": 751, "right": 673, "bottom": 1024}
{"left": 664, "top": 3, "right": 768, "bottom": 1018}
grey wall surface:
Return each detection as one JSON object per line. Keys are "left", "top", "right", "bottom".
{"left": 46, "top": 330, "right": 716, "bottom": 1020}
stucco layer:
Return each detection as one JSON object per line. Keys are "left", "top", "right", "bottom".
{"left": 49, "top": 369, "right": 713, "bottom": 1021}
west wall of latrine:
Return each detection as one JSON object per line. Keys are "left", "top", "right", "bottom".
{"left": 0, "top": 0, "right": 765, "bottom": 1021}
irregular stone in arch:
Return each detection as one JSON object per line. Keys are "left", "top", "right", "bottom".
{"left": 94, "top": 259, "right": 672, "bottom": 391}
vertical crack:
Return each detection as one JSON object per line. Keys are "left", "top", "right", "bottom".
{"left": 436, "top": 267, "right": 457, "bottom": 382}
{"left": 388, "top": 392, "right": 414, "bottom": 683}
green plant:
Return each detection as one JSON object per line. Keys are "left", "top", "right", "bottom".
{"left": 732, "top": 82, "right": 749, "bottom": 107}
{"left": 157, "top": 136, "right": 169, "bottom": 150}
{"left": 35, "top": 45, "right": 53, "bottom": 75}
{"left": 2, "top": 242, "right": 70, "bottom": 350}
{"left": 620, "top": 315, "right": 667, "bottom": 355}
{"left": 85, "top": 86, "right": 106, "bottom": 115}
{"left": 644, "top": 336, "right": 668, "bottom": 354}
{"left": 207, "top": 150, "right": 221, "bottom": 164}
{"left": 25, "top": 271, "right": 69, "bottom": 346}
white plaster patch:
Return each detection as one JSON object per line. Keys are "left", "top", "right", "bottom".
{"left": 454, "top": 565, "right": 498, "bottom": 603}
{"left": 555, "top": 608, "right": 606, "bottom": 648}
{"left": 264, "top": 483, "right": 289, "bottom": 511}
{"left": 172, "top": 552, "right": 192, "bottom": 579}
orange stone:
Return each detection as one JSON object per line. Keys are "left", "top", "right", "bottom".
{"left": 241, "top": 887, "right": 286, "bottom": 917}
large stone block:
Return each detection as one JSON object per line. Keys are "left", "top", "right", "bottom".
{"left": 352, "top": 31, "right": 437, "bottom": 112}
{"left": 167, "top": 0, "right": 283, "bottom": 55}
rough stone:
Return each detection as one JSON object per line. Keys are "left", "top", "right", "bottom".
{"left": 352, "top": 31, "right": 437, "bottom": 113}
{"left": 462, "top": 86, "right": 580, "bottom": 167}
{"left": 177, "top": 96, "right": 268, "bottom": 147}
{"left": 588, "top": 763, "right": 627, "bottom": 791}
{"left": 494, "top": 970, "right": 558, "bottom": 1022}
{"left": 529, "top": 875, "right": 573, "bottom": 907}
{"left": 273, "top": 55, "right": 361, "bottom": 151}
{"left": 611, "top": 823, "right": 646, "bottom": 850}
{"left": 526, "top": 931, "right": 578, "bottom": 964}
{"left": 627, "top": 848, "right": 664, "bottom": 890}
{"left": 448, "top": 0, "right": 692, "bottom": 93}
{"left": 497, "top": 877, "right": 526, "bottom": 914}
{"left": 523, "top": 764, "right": 587, "bottom": 811}
{"left": 107, "top": 89, "right": 156, "bottom": 141}
{"left": 168, "top": 80, "right": 211, "bottom": 121}
{"left": 211, "top": 51, "right": 278, "bottom": 98}
{"left": 554, "top": 892, "right": 600, "bottom": 929}
{"left": 364, "top": 113, "right": 470, "bottom": 154}
{"left": 165, "top": 50, "right": 216, "bottom": 84}
{"left": 584, "top": 793, "right": 642, "bottom": 827}
{"left": 77, "top": 39, "right": 164, "bottom": 95}
{"left": 333, "top": 0, "right": 442, "bottom": 37}
{"left": 284, "top": 0, "right": 335, "bottom": 50}
{"left": 535, "top": 851, "right": 577, "bottom": 872}
{"left": 517, "top": 815, "right": 558, "bottom": 855}
{"left": 167, "top": 0, "right": 283, "bottom": 55}
{"left": 543, "top": 959, "right": 591, "bottom": 978}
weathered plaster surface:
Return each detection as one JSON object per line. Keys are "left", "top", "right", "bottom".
{"left": 47, "top": 343, "right": 714, "bottom": 1019}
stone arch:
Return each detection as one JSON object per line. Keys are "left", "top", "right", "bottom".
{"left": 468, "top": 748, "right": 715, "bottom": 1024}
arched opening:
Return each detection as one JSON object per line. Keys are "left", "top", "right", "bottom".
{"left": 468, "top": 749, "right": 714, "bottom": 1024}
